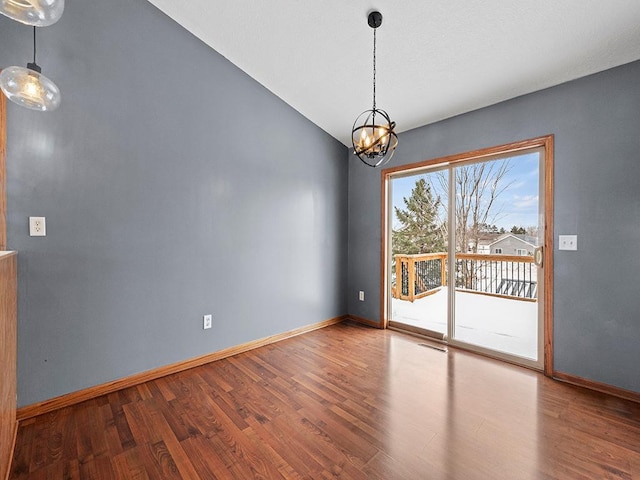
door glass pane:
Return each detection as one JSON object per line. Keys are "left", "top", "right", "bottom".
{"left": 452, "top": 152, "right": 541, "bottom": 360}
{"left": 390, "top": 170, "right": 449, "bottom": 336}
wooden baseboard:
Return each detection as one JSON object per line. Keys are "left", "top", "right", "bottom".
{"left": 553, "top": 371, "right": 640, "bottom": 404}
{"left": 17, "top": 315, "right": 347, "bottom": 420}
{"left": 347, "top": 314, "right": 382, "bottom": 329}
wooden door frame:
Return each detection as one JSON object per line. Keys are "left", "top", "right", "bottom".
{"left": 1, "top": 93, "right": 6, "bottom": 250}
{"left": 380, "top": 135, "right": 554, "bottom": 376}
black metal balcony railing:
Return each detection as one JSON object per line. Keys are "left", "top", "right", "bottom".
{"left": 394, "top": 253, "right": 537, "bottom": 303}
{"left": 395, "top": 253, "right": 447, "bottom": 300}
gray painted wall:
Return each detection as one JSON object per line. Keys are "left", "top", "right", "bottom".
{"left": 0, "top": 0, "right": 348, "bottom": 406}
{"left": 348, "top": 60, "right": 640, "bottom": 393}
{"left": 2, "top": 0, "right": 638, "bottom": 406}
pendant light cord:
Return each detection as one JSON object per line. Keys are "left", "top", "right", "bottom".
{"left": 32, "top": 26, "right": 37, "bottom": 64}
{"left": 372, "top": 26, "right": 377, "bottom": 111}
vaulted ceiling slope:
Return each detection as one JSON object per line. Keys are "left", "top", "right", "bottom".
{"left": 147, "top": 1, "right": 640, "bottom": 146}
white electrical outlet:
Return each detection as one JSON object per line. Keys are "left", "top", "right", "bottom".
{"left": 559, "top": 235, "right": 577, "bottom": 251}
{"left": 203, "top": 314, "right": 212, "bottom": 330}
{"left": 359, "top": 291, "right": 365, "bottom": 301}
{"left": 29, "top": 217, "right": 46, "bottom": 236}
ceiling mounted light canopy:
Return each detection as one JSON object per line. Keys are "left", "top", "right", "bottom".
{"left": 351, "top": 10, "right": 398, "bottom": 168}
{"left": 0, "top": 26, "right": 61, "bottom": 111}
{"left": 0, "top": 0, "right": 64, "bottom": 26}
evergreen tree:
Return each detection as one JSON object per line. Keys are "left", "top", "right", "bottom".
{"left": 393, "top": 179, "right": 445, "bottom": 254}
{"left": 510, "top": 225, "right": 526, "bottom": 234}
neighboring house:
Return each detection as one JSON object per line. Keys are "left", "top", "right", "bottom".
{"left": 469, "top": 233, "right": 502, "bottom": 254}
{"left": 489, "top": 234, "right": 537, "bottom": 256}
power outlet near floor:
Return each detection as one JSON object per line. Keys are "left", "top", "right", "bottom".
{"left": 359, "top": 291, "right": 365, "bottom": 301}
{"left": 203, "top": 314, "right": 212, "bottom": 330}
{"left": 29, "top": 216, "right": 46, "bottom": 237}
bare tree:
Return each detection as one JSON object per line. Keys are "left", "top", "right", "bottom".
{"left": 430, "top": 160, "right": 512, "bottom": 289}
{"left": 458, "top": 161, "right": 512, "bottom": 253}
{"left": 431, "top": 160, "right": 512, "bottom": 252}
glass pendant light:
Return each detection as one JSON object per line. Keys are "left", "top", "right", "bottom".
{"left": 0, "top": 0, "right": 64, "bottom": 27}
{"left": 351, "top": 11, "right": 398, "bottom": 168}
{"left": 0, "top": 26, "right": 61, "bottom": 111}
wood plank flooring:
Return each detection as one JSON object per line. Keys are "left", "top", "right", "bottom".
{"left": 9, "top": 321, "right": 640, "bottom": 479}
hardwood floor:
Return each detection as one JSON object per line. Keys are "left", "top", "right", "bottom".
{"left": 9, "top": 322, "right": 640, "bottom": 479}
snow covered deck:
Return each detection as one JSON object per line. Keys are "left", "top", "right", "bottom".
{"left": 391, "top": 287, "right": 538, "bottom": 360}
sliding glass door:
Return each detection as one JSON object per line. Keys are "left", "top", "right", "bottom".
{"left": 450, "top": 152, "right": 543, "bottom": 366}
{"left": 386, "top": 140, "right": 549, "bottom": 370}
{"left": 390, "top": 168, "right": 449, "bottom": 339}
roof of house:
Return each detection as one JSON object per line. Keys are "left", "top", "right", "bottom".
{"left": 475, "top": 233, "right": 503, "bottom": 246}
{"left": 488, "top": 233, "right": 538, "bottom": 248}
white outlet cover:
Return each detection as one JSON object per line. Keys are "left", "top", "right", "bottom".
{"left": 29, "top": 217, "right": 46, "bottom": 236}
{"left": 358, "top": 291, "right": 365, "bottom": 301}
{"left": 559, "top": 234, "right": 577, "bottom": 251}
{"left": 203, "top": 314, "right": 212, "bottom": 329}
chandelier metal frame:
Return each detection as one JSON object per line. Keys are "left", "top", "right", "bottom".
{"left": 351, "top": 11, "right": 398, "bottom": 168}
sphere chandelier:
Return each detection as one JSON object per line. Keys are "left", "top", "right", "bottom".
{"left": 351, "top": 11, "right": 398, "bottom": 168}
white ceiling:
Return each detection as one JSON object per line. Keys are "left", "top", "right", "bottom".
{"left": 147, "top": 0, "right": 640, "bottom": 146}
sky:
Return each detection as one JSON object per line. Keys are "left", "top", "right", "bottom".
{"left": 391, "top": 151, "right": 540, "bottom": 231}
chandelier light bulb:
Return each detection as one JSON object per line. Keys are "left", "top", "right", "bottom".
{"left": 24, "top": 75, "right": 40, "bottom": 97}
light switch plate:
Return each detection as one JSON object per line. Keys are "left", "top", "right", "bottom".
{"left": 29, "top": 217, "right": 46, "bottom": 236}
{"left": 559, "top": 235, "right": 577, "bottom": 251}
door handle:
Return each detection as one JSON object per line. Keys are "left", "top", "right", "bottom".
{"left": 534, "top": 246, "right": 543, "bottom": 267}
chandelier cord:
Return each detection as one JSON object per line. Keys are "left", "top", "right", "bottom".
{"left": 32, "top": 26, "right": 37, "bottom": 65}
{"left": 372, "top": 26, "right": 376, "bottom": 111}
